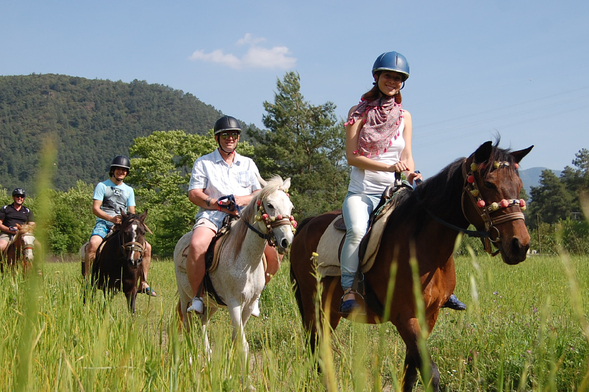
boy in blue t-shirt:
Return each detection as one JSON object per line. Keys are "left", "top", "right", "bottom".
{"left": 83, "top": 156, "right": 156, "bottom": 296}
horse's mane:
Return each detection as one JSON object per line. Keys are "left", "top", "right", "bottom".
{"left": 227, "top": 176, "right": 287, "bottom": 257}
{"left": 391, "top": 142, "right": 518, "bottom": 231}
{"left": 18, "top": 223, "right": 35, "bottom": 234}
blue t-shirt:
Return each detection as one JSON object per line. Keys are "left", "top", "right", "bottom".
{"left": 93, "top": 179, "right": 136, "bottom": 223}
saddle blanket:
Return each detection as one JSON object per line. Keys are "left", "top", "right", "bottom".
{"left": 315, "top": 188, "right": 407, "bottom": 278}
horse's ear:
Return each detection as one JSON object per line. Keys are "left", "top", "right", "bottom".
{"left": 283, "top": 178, "right": 291, "bottom": 191}
{"left": 511, "top": 145, "right": 534, "bottom": 164}
{"left": 16, "top": 223, "right": 22, "bottom": 230}
{"left": 140, "top": 209, "right": 148, "bottom": 222}
{"left": 474, "top": 141, "right": 493, "bottom": 163}
{"left": 256, "top": 173, "right": 267, "bottom": 188}
{"left": 121, "top": 209, "right": 127, "bottom": 218}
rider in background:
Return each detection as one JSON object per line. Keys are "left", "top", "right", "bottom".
{"left": 0, "top": 188, "right": 35, "bottom": 252}
{"left": 339, "top": 51, "right": 466, "bottom": 316}
{"left": 184, "top": 115, "right": 263, "bottom": 315}
{"left": 83, "top": 156, "right": 156, "bottom": 296}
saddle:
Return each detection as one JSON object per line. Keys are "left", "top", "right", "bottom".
{"left": 201, "top": 215, "right": 279, "bottom": 307}
{"left": 315, "top": 182, "right": 413, "bottom": 280}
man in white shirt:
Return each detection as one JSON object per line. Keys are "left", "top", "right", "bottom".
{"left": 184, "top": 115, "right": 262, "bottom": 314}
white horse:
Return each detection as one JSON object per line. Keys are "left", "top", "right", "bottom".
{"left": 174, "top": 175, "right": 295, "bottom": 356}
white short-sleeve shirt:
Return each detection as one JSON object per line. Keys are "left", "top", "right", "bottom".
{"left": 189, "top": 149, "right": 261, "bottom": 228}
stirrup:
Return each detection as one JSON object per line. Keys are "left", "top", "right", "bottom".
{"left": 339, "top": 289, "right": 365, "bottom": 316}
{"left": 441, "top": 294, "right": 467, "bottom": 311}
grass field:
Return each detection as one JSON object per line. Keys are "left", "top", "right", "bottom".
{"left": 1, "top": 252, "right": 588, "bottom": 391}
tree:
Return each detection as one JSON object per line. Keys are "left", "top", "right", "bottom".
{"left": 46, "top": 181, "right": 95, "bottom": 254}
{"left": 249, "top": 72, "right": 349, "bottom": 219}
{"left": 560, "top": 148, "right": 589, "bottom": 217}
{"left": 528, "top": 169, "right": 574, "bottom": 226}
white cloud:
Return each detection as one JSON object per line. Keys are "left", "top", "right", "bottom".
{"left": 189, "top": 49, "right": 241, "bottom": 69}
{"left": 189, "top": 34, "right": 296, "bottom": 70}
{"left": 236, "top": 33, "right": 266, "bottom": 46}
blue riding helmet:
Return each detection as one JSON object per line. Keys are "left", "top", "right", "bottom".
{"left": 372, "top": 51, "right": 410, "bottom": 81}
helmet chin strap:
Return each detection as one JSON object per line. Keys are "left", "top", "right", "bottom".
{"left": 216, "top": 137, "right": 236, "bottom": 156}
{"left": 218, "top": 144, "right": 236, "bottom": 155}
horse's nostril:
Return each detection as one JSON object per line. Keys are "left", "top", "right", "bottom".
{"left": 280, "top": 238, "right": 289, "bottom": 249}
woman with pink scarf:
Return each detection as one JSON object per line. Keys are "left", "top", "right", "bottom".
{"left": 339, "top": 51, "right": 465, "bottom": 315}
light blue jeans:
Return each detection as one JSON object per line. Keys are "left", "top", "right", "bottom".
{"left": 340, "top": 192, "right": 381, "bottom": 290}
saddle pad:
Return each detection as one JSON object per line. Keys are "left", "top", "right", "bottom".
{"left": 175, "top": 231, "right": 227, "bottom": 274}
{"left": 315, "top": 202, "right": 397, "bottom": 278}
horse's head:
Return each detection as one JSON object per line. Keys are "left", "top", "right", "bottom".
{"left": 463, "top": 141, "right": 533, "bottom": 264}
{"left": 15, "top": 223, "right": 35, "bottom": 262}
{"left": 119, "top": 210, "right": 148, "bottom": 267}
{"left": 255, "top": 176, "right": 296, "bottom": 254}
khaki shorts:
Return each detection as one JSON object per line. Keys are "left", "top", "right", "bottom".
{"left": 192, "top": 218, "right": 218, "bottom": 233}
{"left": 0, "top": 233, "right": 13, "bottom": 242}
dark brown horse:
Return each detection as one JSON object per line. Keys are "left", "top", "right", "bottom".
{"left": 1, "top": 223, "right": 36, "bottom": 274}
{"left": 92, "top": 210, "right": 148, "bottom": 312}
{"left": 290, "top": 141, "right": 533, "bottom": 392}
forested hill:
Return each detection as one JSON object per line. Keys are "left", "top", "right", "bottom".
{"left": 0, "top": 74, "right": 223, "bottom": 192}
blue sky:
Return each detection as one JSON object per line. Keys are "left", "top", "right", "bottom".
{"left": 1, "top": 0, "right": 587, "bottom": 178}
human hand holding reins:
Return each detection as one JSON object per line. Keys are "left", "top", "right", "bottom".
{"left": 408, "top": 170, "right": 423, "bottom": 185}
{"left": 217, "top": 195, "right": 239, "bottom": 217}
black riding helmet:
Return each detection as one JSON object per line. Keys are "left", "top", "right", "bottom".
{"left": 109, "top": 155, "right": 131, "bottom": 177}
{"left": 214, "top": 115, "right": 241, "bottom": 155}
{"left": 12, "top": 188, "right": 26, "bottom": 197}
{"left": 214, "top": 115, "right": 242, "bottom": 136}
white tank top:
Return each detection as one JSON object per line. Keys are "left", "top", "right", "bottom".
{"left": 348, "top": 118, "right": 405, "bottom": 195}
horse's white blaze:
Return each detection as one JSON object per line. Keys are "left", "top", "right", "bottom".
{"left": 22, "top": 233, "right": 35, "bottom": 261}
{"left": 129, "top": 223, "right": 138, "bottom": 261}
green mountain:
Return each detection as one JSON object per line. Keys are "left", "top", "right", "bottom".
{"left": 0, "top": 74, "right": 224, "bottom": 192}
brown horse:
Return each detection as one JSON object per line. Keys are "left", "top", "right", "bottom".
{"left": 1, "top": 223, "right": 36, "bottom": 274}
{"left": 290, "top": 141, "right": 533, "bottom": 392}
{"left": 92, "top": 210, "right": 148, "bottom": 312}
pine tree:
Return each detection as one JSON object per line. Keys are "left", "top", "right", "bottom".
{"left": 249, "top": 72, "right": 348, "bottom": 219}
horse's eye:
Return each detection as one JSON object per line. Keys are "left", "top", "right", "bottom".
{"left": 266, "top": 203, "right": 274, "bottom": 210}
{"left": 484, "top": 181, "right": 496, "bottom": 189}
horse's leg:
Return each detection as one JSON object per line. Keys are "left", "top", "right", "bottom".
{"left": 227, "top": 302, "right": 249, "bottom": 359}
{"left": 126, "top": 288, "right": 138, "bottom": 313}
{"left": 176, "top": 299, "right": 185, "bottom": 332}
{"left": 200, "top": 316, "right": 213, "bottom": 361}
{"left": 397, "top": 316, "right": 440, "bottom": 392}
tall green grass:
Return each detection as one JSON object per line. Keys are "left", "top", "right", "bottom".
{"left": 1, "top": 252, "right": 588, "bottom": 391}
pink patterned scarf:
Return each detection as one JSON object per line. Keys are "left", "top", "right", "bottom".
{"left": 345, "top": 96, "right": 404, "bottom": 158}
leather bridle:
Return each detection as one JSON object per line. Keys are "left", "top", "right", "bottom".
{"left": 414, "top": 158, "right": 526, "bottom": 256}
